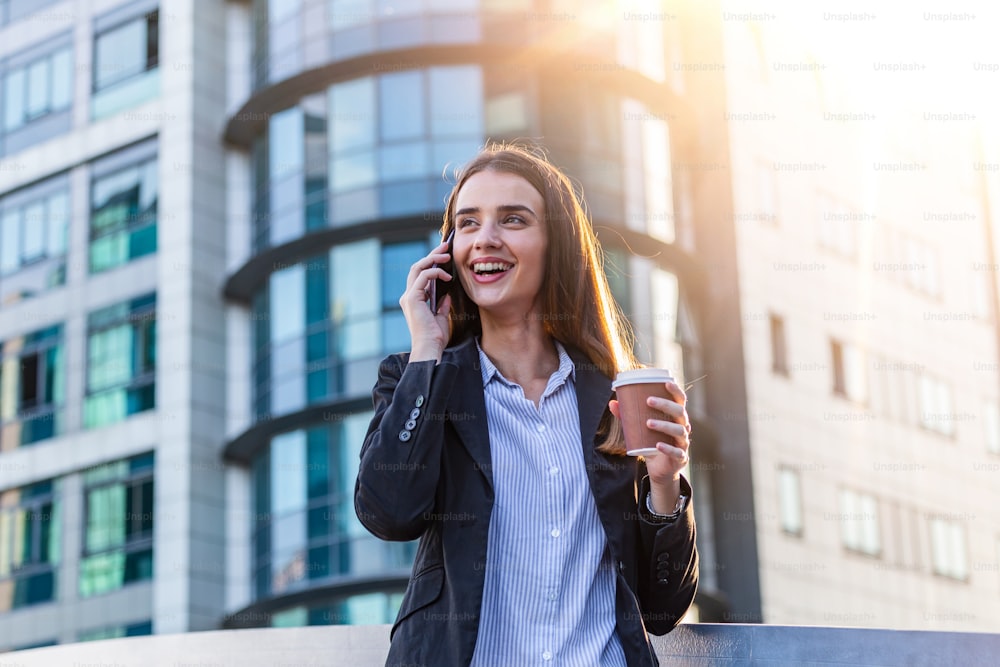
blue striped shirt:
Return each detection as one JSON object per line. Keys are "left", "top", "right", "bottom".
{"left": 469, "top": 339, "right": 627, "bottom": 667}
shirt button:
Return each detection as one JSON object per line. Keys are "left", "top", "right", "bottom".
{"left": 549, "top": 466, "right": 559, "bottom": 476}
{"left": 542, "top": 651, "right": 552, "bottom": 661}
{"left": 548, "top": 592, "right": 557, "bottom": 600}
{"left": 550, "top": 528, "right": 560, "bottom": 538}
{"left": 536, "top": 423, "right": 546, "bottom": 433}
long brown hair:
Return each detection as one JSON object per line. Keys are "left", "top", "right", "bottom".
{"left": 441, "top": 142, "right": 637, "bottom": 454}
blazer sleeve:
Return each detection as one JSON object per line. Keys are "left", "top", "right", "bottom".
{"left": 354, "top": 353, "right": 456, "bottom": 542}
{"left": 633, "top": 466, "right": 699, "bottom": 635}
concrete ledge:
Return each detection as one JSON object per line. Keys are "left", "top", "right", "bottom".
{"left": 5, "top": 623, "right": 999, "bottom": 666}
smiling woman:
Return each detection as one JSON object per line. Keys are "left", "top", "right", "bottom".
{"left": 355, "top": 144, "right": 699, "bottom": 667}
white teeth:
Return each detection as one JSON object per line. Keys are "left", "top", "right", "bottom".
{"left": 473, "top": 262, "right": 513, "bottom": 274}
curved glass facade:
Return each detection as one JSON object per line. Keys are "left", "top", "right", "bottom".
{"left": 251, "top": 234, "right": 433, "bottom": 421}
{"left": 253, "top": 65, "right": 483, "bottom": 250}
{"left": 251, "top": 415, "right": 415, "bottom": 601}
{"left": 230, "top": 0, "right": 701, "bottom": 628}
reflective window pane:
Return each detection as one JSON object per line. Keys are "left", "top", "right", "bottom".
{"left": 3, "top": 69, "right": 25, "bottom": 131}
{"left": 379, "top": 142, "right": 429, "bottom": 182}
{"left": 26, "top": 58, "right": 50, "bottom": 118}
{"left": 380, "top": 241, "right": 424, "bottom": 309}
{"left": 46, "top": 193, "right": 69, "bottom": 256}
{"left": 22, "top": 200, "right": 45, "bottom": 261}
{"left": 95, "top": 19, "right": 146, "bottom": 90}
{"left": 270, "top": 107, "right": 304, "bottom": 180}
{"left": 271, "top": 431, "right": 307, "bottom": 516}
{"left": 270, "top": 265, "right": 305, "bottom": 344}
{"left": 379, "top": 72, "right": 424, "bottom": 141}
{"left": 330, "top": 77, "right": 376, "bottom": 151}
{"left": 429, "top": 66, "right": 482, "bottom": 137}
{"left": 50, "top": 48, "right": 72, "bottom": 110}
{"left": 330, "top": 152, "right": 376, "bottom": 193}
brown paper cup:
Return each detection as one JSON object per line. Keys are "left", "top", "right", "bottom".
{"left": 612, "top": 368, "right": 675, "bottom": 456}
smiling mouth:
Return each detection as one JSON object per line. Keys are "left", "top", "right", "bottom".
{"left": 472, "top": 262, "right": 514, "bottom": 275}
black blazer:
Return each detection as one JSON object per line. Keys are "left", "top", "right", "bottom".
{"left": 355, "top": 337, "right": 698, "bottom": 667}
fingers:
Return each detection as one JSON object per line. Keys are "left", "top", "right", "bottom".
{"left": 655, "top": 441, "right": 690, "bottom": 466}
{"left": 645, "top": 418, "right": 688, "bottom": 440}
{"left": 406, "top": 241, "right": 452, "bottom": 286}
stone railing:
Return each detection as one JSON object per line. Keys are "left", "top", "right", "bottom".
{"left": 5, "top": 623, "right": 999, "bottom": 666}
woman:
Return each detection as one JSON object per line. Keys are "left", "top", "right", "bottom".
{"left": 355, "top": 144, "right": 698, "bottom": 666}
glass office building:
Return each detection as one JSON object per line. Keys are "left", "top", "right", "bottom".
{"left": 221, "top": 0, "right": 724, "bottom": 628}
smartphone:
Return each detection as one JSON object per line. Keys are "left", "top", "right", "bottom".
{"left": 428, "top": 229, "right": 455, "bottom": 313}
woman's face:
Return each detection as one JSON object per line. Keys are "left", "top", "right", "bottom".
{"left": 452, "top": 170, "right": 548, "bottom": 321}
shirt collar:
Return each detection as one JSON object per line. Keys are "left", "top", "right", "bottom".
{"left": 475, "top": 337, "right": 577, "bottom": 388}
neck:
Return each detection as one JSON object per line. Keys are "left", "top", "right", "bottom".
{"left": 479, "top": 311, "right": 559, "bottom": 385}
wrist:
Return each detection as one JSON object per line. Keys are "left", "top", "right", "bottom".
{"left": 649, "top": 478, "right": 682, "bottom": 516}
{"left": 409, "top": 341, "right": 444, "bottom": 364}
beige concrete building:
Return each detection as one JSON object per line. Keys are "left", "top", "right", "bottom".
{"left": 718, "top": 2, "right": 1000, "bottom": 630}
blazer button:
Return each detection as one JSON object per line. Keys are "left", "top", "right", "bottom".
{"left": 657, "top": 576, "right": 669, "bottom": 585}
{"left": 398, "top": 430, "right": 411, "bottom": 442}
{"left": 415, "top": 395, "right": 425, "bottom": 407}
{"left": 618, "top": 561, "right": 625, "bottom": 572}
{"left": 409, "top": 408, "right": 421, "bottom": 420}
{"left": 657, "top": 553, "right": 670, "bottom": 563}
{"left": 405, "top": 419, "right": 417, "bottom": 431}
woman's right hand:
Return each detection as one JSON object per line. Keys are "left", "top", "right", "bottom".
{"left": 400, "top": 239, "right": 453, "bottom": 363}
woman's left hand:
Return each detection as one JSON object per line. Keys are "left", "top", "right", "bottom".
{"left": 608, "top": 380, "right": 691, "bottom": 486}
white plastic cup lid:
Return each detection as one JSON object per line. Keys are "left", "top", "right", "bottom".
{"left": 611, "top": 368, "right": 674, "bottom": 389}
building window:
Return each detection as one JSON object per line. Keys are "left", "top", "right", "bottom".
{"left": 0, "top": 324, "right": 66, "bottom": 450}
{"left": 902, "top": 234, "right": 940, "bottom": 298}
{"left": 769, "top": 314, "right": 787, "bottom": 376}
{"left": 83, "top": 293, "right": 156, "bottom": 428}
{"left": 77, "top": 620, "right": 152, "bottom": 642}
{"left": 1, "top": 44, "right": 72, "bottom": 136}
{"left": 0, "top": 178, "right": 68, "bottom": 302}
{"left": 831, "top": 339, "right": 866, "bottom": 403}
{"left": 325, "top": 66, "right": 483, "bottom": 226}
{"left": 918, "top": 374, "right": 954, "bottom": 437}
{"left": 80, "top": 453, "right": 154, "bottom": 597}
{"left": 929, "top": 516, "right": 967, "bottom": 581}
{"left": 251, "top": 415, "right": 416, "bottom": 602}
{"left": 621, "top": 98, "right": 674, "bottom": 243}
{"left": 89, "top": 152, "right": 157, "bottom": 273}
{"left": 0, "top": 479, "right": 60, "bottom": 611}
{"left": 253, "top": 237, "right": 431, "bottom": 420}
{"left": 839, "top": 488, "right": 880, "bottom": 556}
{"left": 649, "top": 267, "right": 682, "bottom": 372}
{"left": 92, "top": 9, "right": 160, "bottom": 118}
{"left": 603, "top": 246, "right": 632, "bottom": 316}
{"left": 816, "top": 190, "right": 857, "bottom": 259}
{"left": 777, "top": 467, "right": 802, "bottom": 536}
{"left": 986, "top": 401, "right": 1000, "bottom": 454}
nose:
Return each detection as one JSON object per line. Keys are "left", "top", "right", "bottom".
{"left": 473, "top": 219, "right": 501, "bottom": 249}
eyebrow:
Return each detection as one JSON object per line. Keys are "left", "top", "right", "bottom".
{"left": 455, "top": 204, "right": 537, "bottom": 218}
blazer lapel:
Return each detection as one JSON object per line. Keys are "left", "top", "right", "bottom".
{"left": 440, "top": 337, "right": 494, "bottom": 491}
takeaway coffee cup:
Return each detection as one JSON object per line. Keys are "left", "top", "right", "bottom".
{"left": 612, "top": 368, "right": 675, "bottom": 456}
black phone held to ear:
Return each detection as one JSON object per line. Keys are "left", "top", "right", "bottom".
{"left": 428, "top": 229, "right": 455, "bottom": 313}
